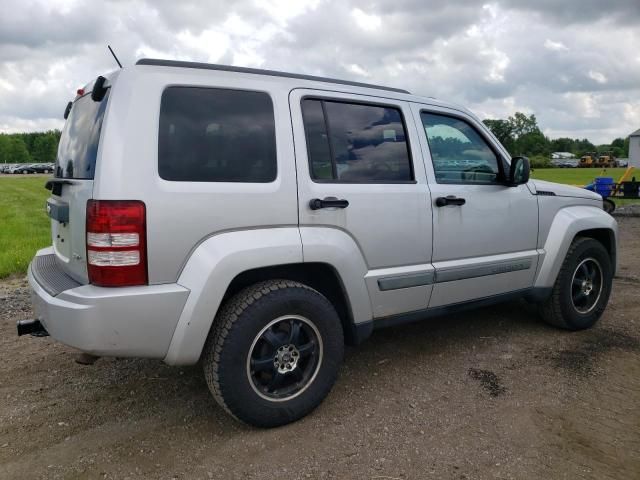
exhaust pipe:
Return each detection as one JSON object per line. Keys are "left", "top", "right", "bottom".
{"left": 17, "top": 319, "right": 49, "bottom": 337}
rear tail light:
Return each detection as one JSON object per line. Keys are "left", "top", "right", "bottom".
{"left": 86, "top": 200, "right": 147, "bottom": 287}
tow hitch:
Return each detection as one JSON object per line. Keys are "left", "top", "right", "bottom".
{"left": 17, "top": 319, "right": 49, "bottom": 337}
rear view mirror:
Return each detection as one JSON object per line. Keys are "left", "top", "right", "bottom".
{"left": 509, "top": 156, "right": 530, "bottom": 186}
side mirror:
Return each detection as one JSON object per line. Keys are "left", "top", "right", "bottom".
{"left": 508, "top": 156, "right": 530, "bottom": 186}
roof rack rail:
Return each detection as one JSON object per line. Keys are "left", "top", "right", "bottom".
{"left": 136, "top": 58, "right": 410, "bottom": 95}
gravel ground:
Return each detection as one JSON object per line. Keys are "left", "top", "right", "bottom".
{"left": 1, "top": 218, "right": 639, "bottom": 479}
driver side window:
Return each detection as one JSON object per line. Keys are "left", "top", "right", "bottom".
{"left": 421, "top": 112, "right": 500, "bottom": 184}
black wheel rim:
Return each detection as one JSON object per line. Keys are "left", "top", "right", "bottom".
{"left": 570, "top": 257, "right": 603, "bottom": 314}
{"left": 246, "top": 315, "right": 323, "bottom": 402}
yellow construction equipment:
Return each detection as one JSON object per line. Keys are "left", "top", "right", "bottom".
{"left": 596, "top": 151, "right": 619, "bottom": 168}
{"left": 579, "top": 151, "right": 597, "bottom": 167}
{"left": 579, "top": 151, "right": 619, "bottom": 168}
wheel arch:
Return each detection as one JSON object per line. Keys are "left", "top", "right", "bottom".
{"left": 575, "top": 228, "right": 616, "bottom": 270}
{"left": 534, "top": 206, "right": 618, "bottom": 290}
{"left": 164, "top": 227, "right": 373, "bottom": 366}
{"left": 221, "top": 262, "right": 367, "bottom": 346}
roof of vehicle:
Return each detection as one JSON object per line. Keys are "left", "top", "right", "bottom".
{"left": 136, "top": 58, "right": 411, "bottom": 95}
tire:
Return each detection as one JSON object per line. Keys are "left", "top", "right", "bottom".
{"left": 202, "top": 280, "right": 344, "bottom": 427}
{"left": 539, "top": 237, "right": 613, "bottom": 330}
{"left": 603, "top": 198, "right": 615, "bottom": 214}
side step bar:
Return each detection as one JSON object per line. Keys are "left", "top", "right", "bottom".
{"left": 17, "top": 319, "right": 49, "bottom": 337}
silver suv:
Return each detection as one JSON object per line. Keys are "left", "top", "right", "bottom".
{"left": 24, "top": 59, "right": 617, "bottom": 427}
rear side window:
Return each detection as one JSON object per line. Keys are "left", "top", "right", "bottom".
{"left": 56, "top": 90, "right": 110, "bottom": 179}
{"left": 301, "top": 99, "right": 413, "bottom": 183}
{"left": 159, "top": 87, "right": 277, "bottom": 182}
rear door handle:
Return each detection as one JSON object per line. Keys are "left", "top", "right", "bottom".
{"left": 435, "top": 195, "right": 466, "bottom": 207}
{"left": 309, "top": 197, "right": 350, "bottom": 210}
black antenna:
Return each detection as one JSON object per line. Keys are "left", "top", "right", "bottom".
{"left": 108, "top": 45, "right": 123, "bottom": 69}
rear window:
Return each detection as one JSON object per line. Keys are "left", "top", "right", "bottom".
{"left": 158, "top": 87, "right": 277, "bottom": 182}
{"left": 55, "top": 91, "right": 110, "bottom": 179}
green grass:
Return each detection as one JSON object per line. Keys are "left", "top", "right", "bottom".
{"left": 530, "top": 167, "right": 633, "bottom": 186}
{"left": 0, "top": 176, "right": 51, "bottom": 278}
{"left": 531, "top": 167, "right": 640, "bottom": 206}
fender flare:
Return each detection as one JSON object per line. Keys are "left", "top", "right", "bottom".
{"left": 164, "top": 228, "right": 302, "bottom": 365}
{"left": 534, "top": 206, "right": 617, "bottom": 289}
{"left": 163, "top": 227, "right": 373, "bottom": 365}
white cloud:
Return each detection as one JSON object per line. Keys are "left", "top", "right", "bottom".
{"left": 0, "top": 0, "right": 639, "bottom": 144}
{"left": 483, "top": 47, "right": 510, "bottom": 83}
{"left": 351, "top": 8, "right": 381, "bottom": 31}
{"left": 588, "top": 70, "right": 607, "bottom": 84}
{"left": 347, "top": 63, "right": 370, "bottom": 77}
{"left": 563, "top": 92, "right": 600, "bottom": 118}
{"left": 544, "top": 39, "right": 569, "bottom": 51}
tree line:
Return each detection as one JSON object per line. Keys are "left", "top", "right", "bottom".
{"left": 0, "top": 116, "right": 632, "bottom": 167}
{"left": 0, "top": 131, "right": 61, "bottom": 165}
{"left": 482, "top": 112, "right": 630, "bottom": 167}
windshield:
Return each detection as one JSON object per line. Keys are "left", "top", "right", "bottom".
{"left": 55, "top": 90, "right": 110, "bottom": 179}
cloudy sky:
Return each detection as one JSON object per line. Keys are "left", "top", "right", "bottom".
{"left": 1, "top": 0, "right": 638, "bottom": 143}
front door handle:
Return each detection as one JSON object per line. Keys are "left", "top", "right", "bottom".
{"left": 435, "top": 195, "right": 466, "bottom": 207}
{"left": 309, "top": 197, "right": 350, "bottom": 210}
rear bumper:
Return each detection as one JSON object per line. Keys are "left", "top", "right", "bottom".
{"left": 28, "top": 248, "right": 190, "bottom": 358}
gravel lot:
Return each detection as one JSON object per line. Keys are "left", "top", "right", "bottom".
{"left": 1, "top": 218, "right": 639, "bottom": 479}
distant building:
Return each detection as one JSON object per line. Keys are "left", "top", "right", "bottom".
{"left": 551, "top": 152, "right": 575, "bottom": 159}
{"left": 630, "top": 129, "right": 640, "bottom": 168}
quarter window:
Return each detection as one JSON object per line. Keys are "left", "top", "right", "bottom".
{"left": 302, "top": 99, "right": 413, "bottom": 182}
{"left": 159, "top": 87, "right": 277, "bottom": 182}
{"left": 421, "top": 112, "right": 500, "bottom": 184}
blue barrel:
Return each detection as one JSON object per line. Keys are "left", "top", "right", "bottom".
{"left": 594, "top": 177, "right": 614, "bottom": 198}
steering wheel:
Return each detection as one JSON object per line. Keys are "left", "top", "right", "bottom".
{"left": 463, "top": 164, "right": 495, "bottom": 182}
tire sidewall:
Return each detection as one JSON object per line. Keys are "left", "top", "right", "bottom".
{"left": 211, "top": 286, "right": 344, "bottom": 427}
{"left": 558, "top": 239, "right": 612, "bottom": 329}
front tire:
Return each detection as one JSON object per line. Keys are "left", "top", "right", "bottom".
{"left": 539, "top": 237, "right": 613, "bottom": 330}
{"left": 202, "top": 280, "right": 344, "bottom": 427}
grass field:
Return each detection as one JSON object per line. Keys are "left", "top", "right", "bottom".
{"left": 0, "top": 176, "right": 51, "bottom": 278}
{"left": 530, "top": 167, "right": 634, "bottom": 185}
{"left": 0, "top": 167, "right": 638, "bottom": 279}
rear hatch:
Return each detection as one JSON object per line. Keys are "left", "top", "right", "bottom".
{"left": 48, "top": 86, "right": 110, "bottom": 283}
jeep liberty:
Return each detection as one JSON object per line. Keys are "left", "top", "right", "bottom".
{"left": 22, "top": 59, "right": 617, "bottom": 427}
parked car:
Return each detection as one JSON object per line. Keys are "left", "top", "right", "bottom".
{"left": 11, "top": 164, "right": 36, "bottom": 174}
{"left": 23, "top": 60, "right": 617, "bottom": 427}
{"left": 30, "top": 163, "right": 54, "bottom": 174}
{"left": 1, "top": 164, "right": 19, "bottom": 173}
{"left": 552, "top": 159, "right": 579, "bottom": 168}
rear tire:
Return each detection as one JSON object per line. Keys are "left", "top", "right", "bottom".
{"left": 202, "top": 280, "right": 344, "bottom": 427}
{"left": 539, "top": 237, "right": 612, "bottom": 330}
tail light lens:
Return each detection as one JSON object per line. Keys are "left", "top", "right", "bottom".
{"left": 86, "top": 200, "right": 147, "bottom": 287}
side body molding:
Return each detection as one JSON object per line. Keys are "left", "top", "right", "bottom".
{"left": 164, "top": 228, "right": 303, "bottom": 365}
{"left": 534, "top": 205, "right": 617, "bottom": 289}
